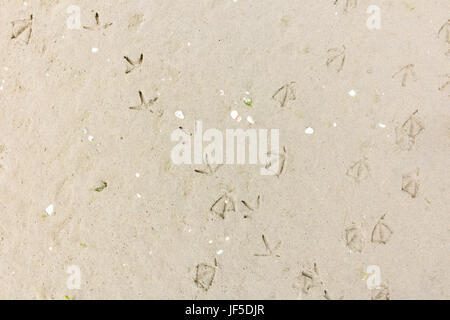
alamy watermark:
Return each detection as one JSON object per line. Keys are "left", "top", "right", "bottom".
{"left": 66, "top": 265, "right": 81, "bottom": 290}
{"left": 366, "top": 5, "right": 381, "bottom": 30}
{"left": 170, "top": 121, "right": 282, "bottom": 176}
{"left": 366, "top": 265, "right": 382, "bottom": 289}
{"left": 66, "top": 5, "right": 81, "bottom": 30}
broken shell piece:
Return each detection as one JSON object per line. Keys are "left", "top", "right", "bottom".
{"left": 371, "top": 215, "right": 393, "bottom": 244}
{"left": 45, "top": 204, "right": 54, "bottom": 215}
{"left": 401, "top": 169, "right": 420, "bottom": 198}
{"left": 174, "top": 110, "right": 184, "bottom": 119}
{"left": 247, "top": 116, "right": 255, "bottom": 124}
{"left": 230, "top": 110, "right": 239, "bottom": 120}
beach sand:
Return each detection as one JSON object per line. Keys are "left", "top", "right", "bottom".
{"left": 0, "top": 0, "right": 449, "bottom": 299}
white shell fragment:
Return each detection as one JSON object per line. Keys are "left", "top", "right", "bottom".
{"left": 175, "top": 110, "right": 184, "bottom": 119}
{"left": 45, "top": 204, "right": 54, "bottom": 215}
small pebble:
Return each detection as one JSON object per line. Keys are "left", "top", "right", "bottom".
{"left": 348, "top": 89, "right": 356, "bottom": 97}
{"left": 305, "top": 127, "right": 314, "bottom": 134}
{"left": 91, "top": 47, "right": 99, "bottom": 53}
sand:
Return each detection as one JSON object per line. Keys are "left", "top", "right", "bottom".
{"left": 0, "top": 0, "right": 449, "bottom": 300}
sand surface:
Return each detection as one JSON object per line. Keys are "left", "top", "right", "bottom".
{"left": 0, "top": 0, "right": 449, "bottom": 299}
